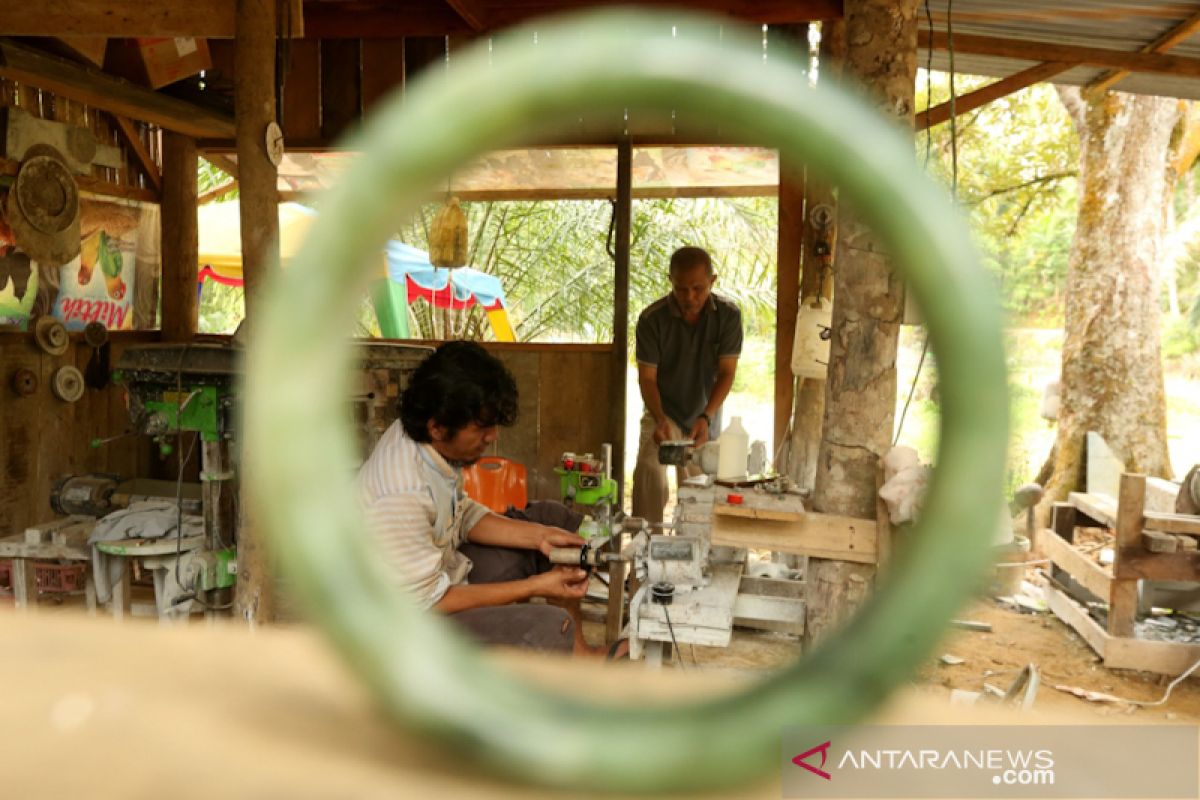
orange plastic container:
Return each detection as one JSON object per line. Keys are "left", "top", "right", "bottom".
{"left": 463, "top": 457, "right": 528, "bottom": 513}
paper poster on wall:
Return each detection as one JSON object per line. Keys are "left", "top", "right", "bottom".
{"left": 0, "top": 211, "right": 50, "bottom": 328}
{"left": 51, "top": 200, "right": 143, "bottom": 331}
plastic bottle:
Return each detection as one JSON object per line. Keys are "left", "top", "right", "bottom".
{"left": 716, "top": 415, "right": 750, "bottom": 479}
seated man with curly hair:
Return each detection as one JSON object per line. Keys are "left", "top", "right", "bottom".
{"left": 358, "top": 340, "right": 594, "bottom": 654}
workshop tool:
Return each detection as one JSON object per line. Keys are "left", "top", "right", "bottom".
{"left": 658, "top": 437, "right": 721, "bottom": 475}
{"left": 243, "top": 10, "right": 1008, "bottom": 794}
{"left": 33, "top": 315, "right": 69, "bottom": 356}
{"left": 83, "top": 321, "right": 111, "bottom": 389}
{"left": 546, "top": 543, "right": 630, "bottom": 570}
{"left": 555, "top": 443, "right": 620, "bottom": 540}
{"left": 51, "top": 473, "right": 202, "bottom": 517}
{"left": 50, "top": 365, "right": 85, "bottom": 402}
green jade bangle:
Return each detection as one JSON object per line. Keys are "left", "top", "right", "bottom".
{"left": 244, "top": 9, "right": 1008, "bottom": 794}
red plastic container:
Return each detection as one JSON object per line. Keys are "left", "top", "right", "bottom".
{"left": 33, "top": 562, "right": 88, "bottom": 594}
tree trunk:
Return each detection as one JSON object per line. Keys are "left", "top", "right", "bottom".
{"left": 1037, "top": 87, "right": 1177, "bottom": 520}
{"left": 805, "top": 0, "right": 916, "bottom": 649}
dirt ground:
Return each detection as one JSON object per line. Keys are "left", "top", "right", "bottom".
{"left": 582, "top": 568, "right": 1200, "bottom": 723}
{"left": 917, "top": 597, "right": 1200, "bottom": 722}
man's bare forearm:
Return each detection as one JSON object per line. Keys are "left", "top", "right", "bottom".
{"left": 466, "top": 512, "right": 542, "bottom": 550}
{"left": 433, "top": 580, "right": 535, "bottom": 613}
{"left": 638, "top": 371, "right": 668, "bottom": 425}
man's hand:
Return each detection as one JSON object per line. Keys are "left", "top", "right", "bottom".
{"left": 536, "top": 526, "right": 586, "bottom": 558}
{"left": 652, "top": 416, "right": 674, "bottom": 445}
{"left": 527, "top": 566, "right": 590, "bottom": 600}
{"left": 688, "top": 415, "right": 711, "bottom": 447}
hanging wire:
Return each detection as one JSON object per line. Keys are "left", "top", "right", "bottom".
{"left": 896, "top": 0, "right": 957, "bottom": 446}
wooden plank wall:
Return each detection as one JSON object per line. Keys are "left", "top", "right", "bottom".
{"left": 1, "top": 334, "right": 158, "bottom": 535}
{"left": 486, "top": 344, "right": 617, "bottom": 501}
{"left": 0, "top": 336, "right": 616, "bottom": 533}
{"left": 209, "top": 32, "right": 720, "bottom": 149}
{"left": 0, "top": 79, "right": 161, "bottom": 202}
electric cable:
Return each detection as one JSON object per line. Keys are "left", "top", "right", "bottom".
{"left": 662, "top": 605, "right": 686, "bottom": 671}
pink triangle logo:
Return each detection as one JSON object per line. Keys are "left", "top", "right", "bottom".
{"left": 792, "top": 740, "right": 832, "bottom": 780}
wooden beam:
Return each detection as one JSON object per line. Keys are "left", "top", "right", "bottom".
{"left": 1067, "top": 491, "right": 1117, "bottom": 528}
{"left": 916, "top": 61, "right": 1075, "bottom": 131}
{"left": 1114, "top": 549, "right": 1200, "bottom": 582}
{"left": 234, "top": 0, "right": 280, "bottom": 625}
{"left": 0, "top": 0, "right": 302, "bottom": 38}
{"left": 305, "top": 0, "right": 842, "bottom": 38}
{"left": 201, "top": 152, "right": 239, "bottom": 179}
{"left": 1036, "top": 527, "right": 1112, "bottom": 601}
{"left": 0, "top": 39, "right": 235, "bottom": 139}
{"left": 199, "top": 179, "right": 238, "bottom": 204}
{"left": 112, "top": 115, "right": 162, "bottom": 192}
{"left": 445, "top": 0, "right": 489, "bottom": 31}
{"left": 775, "top": 160, "right": 803, "bottom": 460}
{"left": 1144, "top": 510, "right": 1200, "bottom": 536}
{"left": 303, "top": 3, "right": 471, "bottom": 38}
{"left": 160, "top": 131, "right": 198, "bottom": 342}
{"left": 1089, "top": 7, "right": 1200, "bottom": 92}
{"left": 920, "top": 30, "right": 1200, "bottom": 79}
{"left": 1108, "top": 473, "right": 1145, "bottom": 637}
{"left": 611, "top": 138, "right": 631, "bottom": 508}
{"left": 712, "top": 511, "right": 877, "bottom": 564}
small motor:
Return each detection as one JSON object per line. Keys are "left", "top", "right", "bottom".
{"left": 51, "top": 473, "right": 121, "bottom": 516}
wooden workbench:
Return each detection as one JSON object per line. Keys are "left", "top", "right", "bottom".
{"left": 1038, "top": 472, "right": 1200, "bottom": 675}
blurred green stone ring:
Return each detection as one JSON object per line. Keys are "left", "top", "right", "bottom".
{"left": 245, "top": 9, "right": 1008, "bottom": 794}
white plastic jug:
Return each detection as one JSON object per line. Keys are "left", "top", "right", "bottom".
{"left": 717, "top": 416, "right": 750, "bottom": 479}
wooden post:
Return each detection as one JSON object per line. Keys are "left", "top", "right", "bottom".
{"left": 233, "top": 0, "right": 280, "bottom": 624}
{"left": 1109, "top": 473, "right": 1146, "bottom": 637}
{"left": 612, "top": 138, "right": 631, "bottom": 503}
{"left": 160, "top": 131, "right": 198, "bottom": 342}
{"left": 772, "top": 23, "right": 809, "bottom": 466}
{"left": 788, "top": 20, "right": 843, "bottom": 490}
{"left": 805, "top": 0, "right": 917, "bottom": 650}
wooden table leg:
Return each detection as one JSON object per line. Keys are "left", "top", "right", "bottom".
{"left": 11, "top": 559, "right": 37, "bottom": 611}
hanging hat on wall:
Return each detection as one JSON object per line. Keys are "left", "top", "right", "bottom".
{"left": 428, "top": 196, "right": 468, "bottom": 268}
{"left": 5, "top": 144, "right": 81, "bottom": 268}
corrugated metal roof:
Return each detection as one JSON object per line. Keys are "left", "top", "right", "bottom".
{"left": 918, "top": 0, "right": 1200, "bottom": 100}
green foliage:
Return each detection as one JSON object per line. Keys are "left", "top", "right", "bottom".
{"left": 917, "top": 73, "right": 1079, "bottom": 325}
{"left": 395, "top": 196, "right": 778, "bottom": 345}
{"left": 1164, "top": 314, "right": 1200, "bottom": 359}
{"left": 198, "top": 280, "right": 244, "bottom": 334}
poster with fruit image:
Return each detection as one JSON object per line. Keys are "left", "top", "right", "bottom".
{"left": 52, "top": 199, "right": 142, "bottom": 331}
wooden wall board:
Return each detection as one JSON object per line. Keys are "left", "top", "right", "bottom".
{"left": 35, "top": 348, "right": 79, "bottom": 523}
{"left": 1, "top": 343, "right": 44, "bottom": 534}
{"left": 403, "top": 36, "right": 446, "bottom": 84}
{"left": 491, "top": 348, "right": 541, "bottom": 493}
{"left": 280, "top": 39, "right": 321, "bottom": 144}
{"left": 0, "top": 339, "right": 156, "bottom": 536}
{"left": 320, "top": 39, "right": 362, "bottom": 142}
{"left": 535, "top": 349, "right": 616, "bottom": 502}
{"left": 361, "top": 39, "right": 406, "bottom": 114}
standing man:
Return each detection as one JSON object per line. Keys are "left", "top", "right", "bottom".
{"left": 633, "top": 246, "right": 743, "bottom": 524}
{"left": 358, "top": 341, "right": 594, "bottom": 654}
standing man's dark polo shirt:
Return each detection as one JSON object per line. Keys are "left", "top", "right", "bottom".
{"left": 635, "top": 292, "right": 743, "bottom": 433}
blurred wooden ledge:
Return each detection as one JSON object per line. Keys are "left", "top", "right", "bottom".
{"left": 0, "top": 609, "right": 1087, "bottom": 799}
